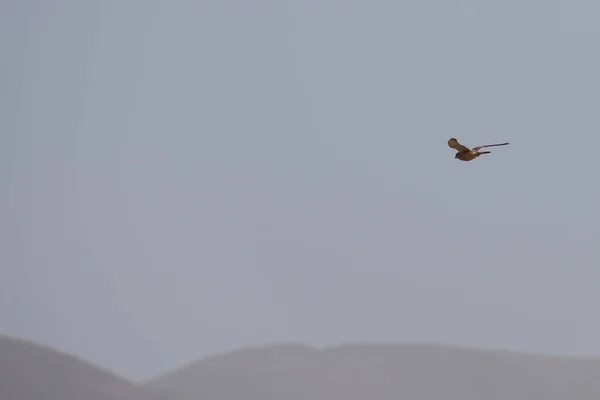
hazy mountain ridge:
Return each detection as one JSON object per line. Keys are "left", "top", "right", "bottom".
{"left": 146, "top": 342, "right": 600, "bottom": 400}
{"left": 0, "top": 335, "right": 162, "bottom": 400}
{"left": 5, "top": 334, "right": 600, "bottom": 400}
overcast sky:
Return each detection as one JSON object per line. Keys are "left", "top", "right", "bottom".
{"left": 3, "top": 0, "right": 600, "bottom": 382}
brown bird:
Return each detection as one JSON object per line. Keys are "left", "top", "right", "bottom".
{"left": 448, "top": 137, "right": 509, "bottom": 161}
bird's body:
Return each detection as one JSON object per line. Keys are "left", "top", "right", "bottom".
{"left": 448, "top": 138, "right": 509, "bottom": 161}
{"left": 454, "top": 150, "right": 490, "bottom": 161}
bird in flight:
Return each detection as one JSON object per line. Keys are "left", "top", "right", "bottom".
{"left": 448, "top": 138, "right": 509, "bottom": 161}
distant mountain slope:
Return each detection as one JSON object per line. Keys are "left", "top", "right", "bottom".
{"left": 0, "top": 335, "right": 161, "bottom": 400}
{"left": 145, "top": 342, "right": 600, "bottom": 400}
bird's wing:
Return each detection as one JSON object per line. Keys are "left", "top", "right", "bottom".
{"left": 472, "top": 142, "right": 510, "bottom": 151}
{"left": 448, "top": 138, "right": 470, "bottom": 152}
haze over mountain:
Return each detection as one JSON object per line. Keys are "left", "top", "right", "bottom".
{"left": 5, "top": 0, "right": 600, "bottom": 383}
{"left": 146, "top": 342, "right": 600, "bottom": 400}
{"left": 0, "top": 335, "right": 162, "bottom": 400}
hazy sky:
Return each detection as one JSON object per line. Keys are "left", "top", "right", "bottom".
{"left": 3, "top": 0, "right": 600, "bottom": 382}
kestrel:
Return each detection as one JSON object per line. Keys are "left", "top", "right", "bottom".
{"left": 448, "top": 138, "right": 509, "bottom": 161}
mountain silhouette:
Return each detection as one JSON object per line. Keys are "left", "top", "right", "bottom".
{"left": 146, "top": 342, "right": 600, "bottom": 400}
{"left": 0, "top": 335, "right": 162, "bottom": 400}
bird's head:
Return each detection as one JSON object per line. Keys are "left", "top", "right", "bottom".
{"left": 454, "top": 153, "right": 459, "bottom": 159}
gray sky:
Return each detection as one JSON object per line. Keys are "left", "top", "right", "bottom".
{"left": 3, "top": 0, "right": 600, "bottom": 382}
